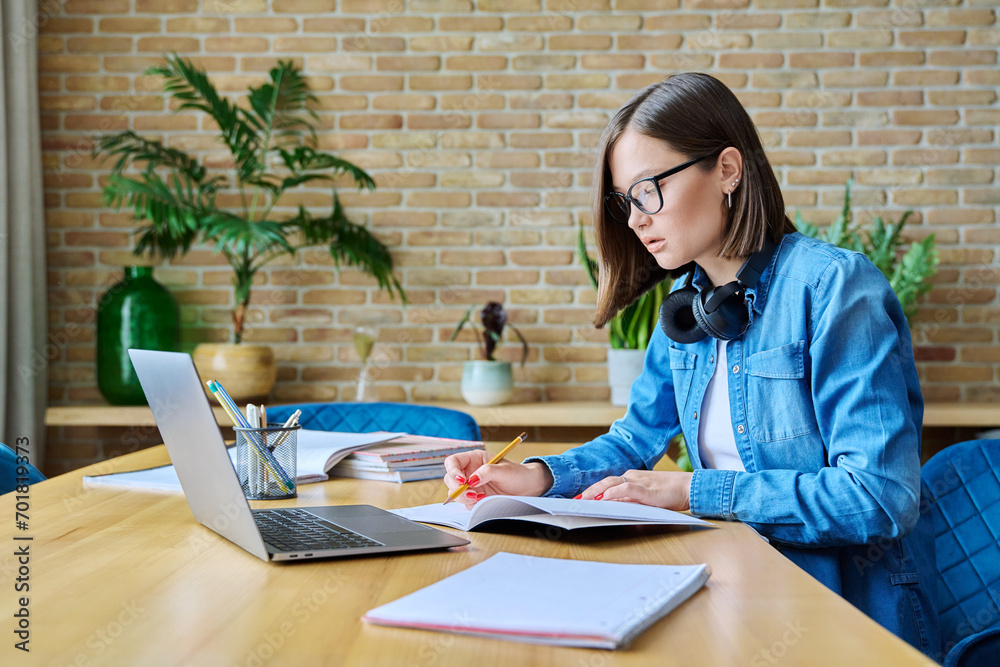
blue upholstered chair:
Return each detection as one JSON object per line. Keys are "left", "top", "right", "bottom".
{"left": 1, "top": 443, "right": 46, "bottom": 495}
{"left": 266, "top": 402, "right": 481, "bottom": 441}
{"left": 921, "top": 438, "right": 1000, "bottom": 666}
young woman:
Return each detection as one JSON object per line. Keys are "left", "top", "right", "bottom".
{"left": 444, "top": 72, "right": 939, "bottom": 659}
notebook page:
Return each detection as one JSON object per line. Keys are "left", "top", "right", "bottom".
{"left": 511, "top": 514, "right": 659, "bottom": 530}
{"left": 390, "top": 495, "right": 712, "bottom": 530}
{"left": 295, "top": 430, "right": 406, "bottom": 475}
{"left": 363, "top": 552, "right": 710, "bottom": 649}
{"left": 82, "top": 441, "right": 368, "bottom": 491}
{"left": 390, "top": 496, "right": 546, "bottom": 530}
{"left": 83, "top": 464, "right": 182, "bottom": 492}
{"left": 512, "top": 496, "right": 711, "bottom": 526}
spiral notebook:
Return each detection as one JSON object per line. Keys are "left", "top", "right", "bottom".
{"left": 363, "top": 552, "right": 710, "bottom": 649}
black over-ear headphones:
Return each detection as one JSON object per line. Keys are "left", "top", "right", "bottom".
{"left": 659, "top": 235, "right": 778, "bottom": 344}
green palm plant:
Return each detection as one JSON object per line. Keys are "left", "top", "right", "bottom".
{"left": 795, "top": 177, "right": 938, "bottom": 323}
{"left": 93, "top": 54, "right": 405, "bottom": 343}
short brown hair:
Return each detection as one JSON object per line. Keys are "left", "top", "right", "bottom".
{"left": 591, "top": 72, "right": 795, "bottom": 327}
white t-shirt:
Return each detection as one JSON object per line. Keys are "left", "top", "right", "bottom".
{"left": 697, "top": 339, "right": 746, "bottom": 472}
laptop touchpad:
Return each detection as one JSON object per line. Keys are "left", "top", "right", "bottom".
{"left": 304, "top": 506, "right": 434, "bottom": 534}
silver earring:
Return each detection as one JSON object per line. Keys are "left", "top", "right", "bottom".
{"left": 728, "top": 190, "right": 732, "bottom": 207}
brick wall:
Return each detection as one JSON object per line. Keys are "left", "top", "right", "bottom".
{"left": 37, "top": 0, "right": 999, "bottom": 472}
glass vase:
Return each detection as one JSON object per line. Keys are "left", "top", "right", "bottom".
{"left": 97, "top": 266, "right": 180, "bottom": 405}
{"left": 353, "top": 325, "right": 378, "bottom": 402}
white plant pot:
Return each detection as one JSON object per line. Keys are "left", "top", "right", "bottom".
{"left": 607, "top": 348, "right": 646, "bottom": 406}
{"left": 461, "top": 360, "right": 514, "bottom": 406}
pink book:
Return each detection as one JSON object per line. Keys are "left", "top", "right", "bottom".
{"left": 345, "top": 434, "right": 484, "bottom": 464}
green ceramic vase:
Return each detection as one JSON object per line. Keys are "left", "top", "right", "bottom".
{"left": 97, "top": 266, "right": 180, "bottom": 405}
{"left": 460, "top": 360, "right": 514, "bottom": 406}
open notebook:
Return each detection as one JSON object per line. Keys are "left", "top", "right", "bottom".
{"left": 363, "top": 552, "right": 711, "bottom": 649}
{"left": 390, "top": 495, "right": 712, "bottom": 532}
{"left": 82, "top": 430, "right": 405, "bottom": 490}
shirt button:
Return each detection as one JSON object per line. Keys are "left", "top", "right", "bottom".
{"left": 732, "top": 364, "right": 740, "bottom": 374}
{"left": 737, "top": 424, "right": 745, "bottom": 434}
{"left": 693, "top": 411, "right": 698, "bottom": 419}
{"left": 709, "top": 355, "right": 715, "bottom": 364}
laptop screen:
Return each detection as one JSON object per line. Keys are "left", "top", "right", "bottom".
{"left": 128, "top": 349, "right": 270, "bottom": 560}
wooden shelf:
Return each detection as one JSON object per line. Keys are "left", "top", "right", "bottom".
{"left": 43, "top": 401, "right": 627, "bottom": 428}
{"left": 44, "top": 401, "right": 1000, "bottom": 429}
{"left": 46, "top": 404, "right": 231, "bottom": 427}
{"left": 418, "top": 401, "right": 626, "bottom": 428}
{"left": 922, "top": 403, "right": 1000, "bottom": 429}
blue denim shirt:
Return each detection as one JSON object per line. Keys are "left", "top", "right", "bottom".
{"left": 526, "top": 232, "right": 940, "bottom": 658}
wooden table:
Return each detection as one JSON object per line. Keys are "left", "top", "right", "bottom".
{"left": 44, "top": 400, "right": 1000, "bottom": 429}
{"left": 0, "top": 443, "right": 934, "bottom": 666}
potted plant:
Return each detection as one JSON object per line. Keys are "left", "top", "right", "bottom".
{"left": 577, "top": 223, "right": 672, "bottom": 406}
{"left": 93, "top": 55, "right": 405, "bottom": 401}
{"left": 450, "top": 302, "right": 529, "bottom": 406}
{"left": 795, "top": 177, "right": 939, "bottom": 323}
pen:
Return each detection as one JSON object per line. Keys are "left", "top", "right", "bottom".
{"left": 207, "top": 380, "right": 249, "bottom": 428}
{"left": 269, "top": 409, "right": 301, "bottom": 452}
{"left": 246, "top": 403, "right": 259, "bottom": 428}
{"left": 213, "top": 385, "right": 292, "bottom": 492}
{"left": 443, "top": 432, "right": 528, "bottom": 505}
{"left": 206, "top": 380, "right": 295, "bottom": 493}
{"left": 245, "top": 403, "right": 262, "bottom": 496}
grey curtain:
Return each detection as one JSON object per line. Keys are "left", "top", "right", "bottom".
{"left": 0, "top": 3, "right": 48, "bottom": 469}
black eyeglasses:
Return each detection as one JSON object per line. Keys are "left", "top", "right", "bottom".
{"left": 604, "top": 154, "right": 712, "bottom": 223}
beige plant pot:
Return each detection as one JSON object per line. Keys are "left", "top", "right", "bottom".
{"left": 607, "top": 348, "right": 646, "bottom": 406}
{"left": 192, "top": 343, "right": 277, "bottom": 404}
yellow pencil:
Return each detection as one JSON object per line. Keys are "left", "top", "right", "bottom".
{"left": 443, "top": 432, "right": 528, "bottom": 505}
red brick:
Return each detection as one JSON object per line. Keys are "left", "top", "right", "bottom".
{"left": 138, "top": 37, "right": 200, "bottom": 52}
{"left": 65, "top": 0, "right": 129, "bottom": 12}
{"left": 303, "top": 18, "right": 365, "bottom": 32}
{"left": 98, "top": 17, "right": 161, "bottom": 32}
{"left": 273, "top": 0, "right": 336, "bottom": 10}
{"left": 440, "top": 17, "right": 502, "bottom": 31}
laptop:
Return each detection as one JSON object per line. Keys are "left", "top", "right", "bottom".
{"left": 128, "top": 349, "right": 469, "bottom": 562}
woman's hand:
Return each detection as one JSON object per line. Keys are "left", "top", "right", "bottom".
{"left": 443, "top": 451, "right": 554, "bottom": 509}
{"left": 578, "top": 470, "right": 694, "bottom": 511}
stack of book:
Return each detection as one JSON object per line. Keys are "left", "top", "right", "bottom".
{"left": 330, "top": 434, "right": 485, "bottom": 483}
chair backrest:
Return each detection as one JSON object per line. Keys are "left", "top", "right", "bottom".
{"left": 1, "top": 443, "right": 46, "bottom": 495}
{"left": 265, "top": 402, "right": 481, "bottom": 441}
{"left": 921, "top": 438, "right": 1000, "bottom": 661}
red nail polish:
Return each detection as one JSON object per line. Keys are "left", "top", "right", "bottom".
{"left": 467, "top": 475, "right": 480, "bottom": 487}
{"left": 476, "top": 493, "right": 487, "bottom": 500}
{"left": 573, "top": 494, "right": 582, "bottom": 500}
{"left": 455, "top": 475, "right": 466, "bottom": 484}
{"left": 595, "top": 493, "right": 604, "bottom": 500}
{"left": 465, "top": 491, "right": 477, "bottom": 498}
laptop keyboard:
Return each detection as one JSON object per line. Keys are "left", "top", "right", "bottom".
{"left": 255, "top": 508, "right": 383, "bottom": 553}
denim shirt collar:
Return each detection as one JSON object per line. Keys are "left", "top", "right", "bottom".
{"left": 688, "top": 235, "right": 785, "bottom": 316}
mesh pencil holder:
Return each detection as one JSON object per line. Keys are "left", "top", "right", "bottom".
{"left": 234, "top": 424, "right": 300, "bottom": 500}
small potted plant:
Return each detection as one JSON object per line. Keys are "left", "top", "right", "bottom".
{"left": 93, "top": 55, "right": 405, "bottom": 401}
{"left": 450, "top": 302, "right": 529, "bottom": 406}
